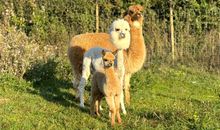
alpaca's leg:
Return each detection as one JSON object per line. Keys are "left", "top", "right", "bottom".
{"left": 99, "top": 104, "right": 104, "bottom": 111}
{"left": 115, "top": 95, "right": 122, "bottom": 124}
{"left": 106, "top": 96, "right": 116, "bottom": 126}
{"left": 72, "top": 76, "right": 80, "bottom": 88}
{"left": 78, "top": 57, "right": 91, "bottom": 108}
{"left": 120, "top": 91, "right": 127, "bottom": 115}
{"left": 73, "top": 75, "right": 81, "bottom": 99}
{"left": 96, "top": 95, "right": 102, "bottom": 116}
{"left": 95, "top": 99, "right": 100, "bottom": 116}
{"left": 91, "top": 83, "right": 99, "bottom": 116}
{"left": 90, "top": 93, "right": 96, "bottom": 116}
{"left": 124, "top": 73, "right": 131, "bottom": 105}
{"left": 71, "top": 66, "right": 81, "bottom": 98}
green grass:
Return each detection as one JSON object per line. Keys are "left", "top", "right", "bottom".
{"left": 0, "top": 65, "right": 220, "bottom": 129}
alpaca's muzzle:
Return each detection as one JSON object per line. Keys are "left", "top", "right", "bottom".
{"left": 119, "top": 32, "right": 125, "bottom": 39}
{"left": 131, "top": 13, "right": 142, "bottom": 21}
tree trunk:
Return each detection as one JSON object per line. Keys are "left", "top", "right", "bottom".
{"left": 170, "top": 0, "right": 175, "bottom": 64}
{"left": 95, "top": 0, "right": 99, "bottom": 33}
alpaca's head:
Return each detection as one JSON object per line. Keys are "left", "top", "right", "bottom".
{"left": 102, "top": 50, "right": 115, "bottom": 68}
{"left": 110, "top": 19, "right": 130, "bottom": 50}
{"left": 123, "top": 5, "right": 144, "bottom": 29}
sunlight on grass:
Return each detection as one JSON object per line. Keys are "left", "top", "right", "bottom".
{"left": 0, "top": 66, "right": 220, "bottom": 129}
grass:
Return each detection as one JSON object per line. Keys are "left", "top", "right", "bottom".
{"left": 0, "top": 65, "right": 220, "bottom": 130}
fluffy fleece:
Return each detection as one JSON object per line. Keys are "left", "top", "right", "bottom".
{"left": 122, "top": 5, "right": 146, "bottom": 104}
{"left": 110, "top": 19, "right": 130, "bottom": 49}
{"left": 90, "top": 50, "right": 122, "bottom": 126}
{"left": 77, "top": 19, "right": 130, "bottom": 115}
{"left": 68, "top": 4, "right": 146, "bottom": 106}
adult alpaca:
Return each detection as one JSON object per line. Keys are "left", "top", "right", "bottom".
{"left": 78, "top": 19, "right": 130, "bottom": 114}
{"left": 68, "top": 5, "right": 146, "bottom": 104}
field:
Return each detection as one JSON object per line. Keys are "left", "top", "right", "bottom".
{"left": 0, "top": 64, "right": 220, "bottom": 130}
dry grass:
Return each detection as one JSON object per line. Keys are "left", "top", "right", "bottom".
{"left": 0, "top": 98, "right": 10, "bottom": 105}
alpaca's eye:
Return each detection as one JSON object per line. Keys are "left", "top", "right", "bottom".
{"left": 129, "top": 10, "right": 134, "bottom": 14}
{"left": 115, "top": 28, "right": 120, "bottom": 31}
{"left": 125, "top": 28, "right": 128, "bottom": 31}
{"left": 104, "top": 59, "right": 108, "bottom": 61}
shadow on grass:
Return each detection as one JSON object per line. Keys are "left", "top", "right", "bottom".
{"left": 23, "top": 59, "right": 89, "bottom": 114}
{"left": 23, "top": 58, "right": 128, "bottom": 124}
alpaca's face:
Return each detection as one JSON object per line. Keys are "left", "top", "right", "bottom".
{"left": 102, "top": 50, "right": 115, "bottom": 68}
{"left": 110, "top": 19, "right": 130, "bottom": 50}
{"left": 124, "top": 5, "right": 144, "bottom": 28}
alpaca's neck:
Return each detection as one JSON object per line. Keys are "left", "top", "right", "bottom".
{"left": 104, "top": 67, "right": 118, "bottom": 87}
{"left": 116, "top": 50, "right": 124, "bottom": 70}
{"left": 129, "top": 27, "right": 144, "bottom": 52}
{"left": 116, "top": 49, "right": 125, "bottom": 85}
{"left": 124, "top": 27, "right": 146, "bottom": 74}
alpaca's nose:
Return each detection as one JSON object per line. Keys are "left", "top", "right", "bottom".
{"left": 119, "top": 32, "right": 125, "bottom": 39}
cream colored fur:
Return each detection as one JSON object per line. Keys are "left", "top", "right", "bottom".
{"left": 90, "top": 51, "right": 122, "bottom": 126}
{"left": 77, "top": 19, "right": 130, "bottom": 114}
{"left": 68, "top": 4, "right": 146, "bottom": 107}
{"left": 110, "top": 19, "right": 130, "bottom": 49}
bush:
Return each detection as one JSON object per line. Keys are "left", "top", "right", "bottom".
{"left": 23, "top": 57, "right": 72, "bottom": 83}
{"left": 0, "top": 24, "right": 59, "bottom": 77}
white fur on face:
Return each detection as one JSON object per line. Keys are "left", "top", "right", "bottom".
{"left": 110, "top": 19, "right": 131, "bottom": 49}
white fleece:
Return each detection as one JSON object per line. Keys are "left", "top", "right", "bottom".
{"left": 77, "top": 19, "right": 130, "bottom": 115}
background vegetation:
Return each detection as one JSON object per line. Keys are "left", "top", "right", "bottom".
{"left": 0, "top": 0, "right": 220, "bottom": 76}
{"left": 0, "top": 0, "right": 220, "bottom": 129}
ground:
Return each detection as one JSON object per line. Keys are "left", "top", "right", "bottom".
{"left": 0, "top": 64, "right": 220, "bottom": 129}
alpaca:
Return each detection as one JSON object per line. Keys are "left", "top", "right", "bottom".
{"left": 68, "top": 5, "right": 146, "bottom": 105}
{"left": 90, "top": 50, "right": 122, "bottom": 126}
{"left": 78, "top": 19, "right": 130, "bottom": 115}
{"left": 122, "top": 5, "right": 146, "bottom": 104}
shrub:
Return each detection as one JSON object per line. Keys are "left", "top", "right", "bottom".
{"left": 0, "top": 24, "right": 58, "bottom": 77}
{"left": 23, "top": 57, "right": 72, "bottom": 83}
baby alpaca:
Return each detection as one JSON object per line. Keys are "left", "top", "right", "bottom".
{"left": 90, "top": 50, "right": 122, "bottom": 126}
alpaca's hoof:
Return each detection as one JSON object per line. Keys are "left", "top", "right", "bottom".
{"left": 72, "top": 81, "right": 79, "bottom": 88}
{"left": 122, "top": 110, "right": 127, "bottom": 115}
{"left": 75, "top": 94, "right": 80, "bottom": 99}
{"left": 118, "top": 119, "right": 122, "bottom": 124}
{"left": 96, "top": 112, "right": 101, "bottom": 117}
{"left": 111, "top": 122, "right": 115, "bottom": 127}
{"left": 99, "top": 105, "right": 103, "bottom": 111}
{"left": 74, "top": 89, "right": 80, "bottom": 99}
{"left": 79, "top": 103, "right": 85, "bottom": 108}
{"left": 90, "top": 112, "right": 96, "bottom": 116}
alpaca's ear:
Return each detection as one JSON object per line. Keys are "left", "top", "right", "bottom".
{"left": 109, "top": 22, "right": 114, "bottom": 33}
{"left": 102, "top": 50, "right": 105, "bottom": 56}
{"left": 122, "top": 10, "right": 129, "bottom": 17}
{"left": 137, "top": 5, "right": 144, "bottom": 11}
{"left": 112, "top": 50, "right": 117, "bottom": 56}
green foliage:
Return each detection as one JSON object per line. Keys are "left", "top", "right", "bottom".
{"left": 0, "top": 25, "right": 39, "bottom": 77}
{"left": 0, "top": 65, "right": 220, "bottom": 129}
{"left": 0, "top": 0, "right": 219, "bottom": 77}
{"left": 0, "top": 73, "right": 31, "bottom": 93}
{"left": 23, "top": 57, "right": 72, "bottom": 83}
{"left": 0, "top": 24, "right": 62, "bottom": 77}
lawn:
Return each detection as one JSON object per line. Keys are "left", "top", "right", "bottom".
{"left": 0, "top": 65, "right": 220, "bottom": 129}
